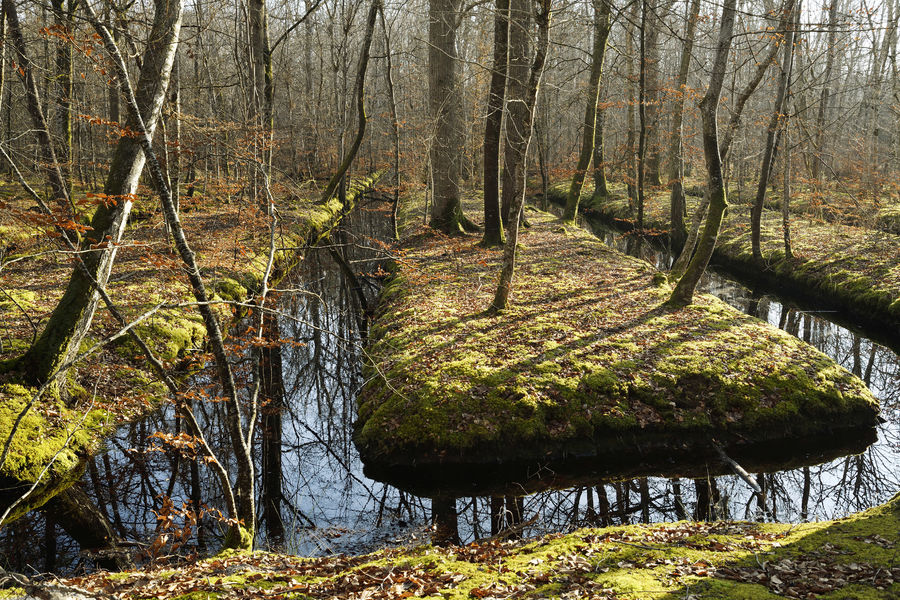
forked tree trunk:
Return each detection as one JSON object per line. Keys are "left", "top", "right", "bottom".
{"left": 482, "top": 0, "right": 510, "bottom": 246}
{"left": 491, "top": 0, "right": 551, "bottom": 312}
{"left": 562, "top": 0, "right": 611, "bottom": 222}
{"left": 428, "top": 0, "right": 466, "bottom": 233}
{"left": 667, "top": 0, "right": 736, "bottom": 307}
{"left": 667, "top": 0, "right": 701, "bottom": 249}
{"left": 750, "top": 0, "right": 796, "bottom": 261}
{"left": 21, "top": 0, "right": 182, "bottom": 388}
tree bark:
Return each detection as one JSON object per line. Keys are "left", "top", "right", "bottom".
{"left": 668, "top": 0, "right": 737, "bottom": 307}
{"left": 481, "top": 0, "right": 510, "bottom": 245}
{"left": 811, "top": 0, "right": 840, "bottom": 182}
{"left": 642, "top": 0, "right": 662, "bottom": 187}
{"left": 22, "top": 0, "right": 182, "bottom": 388}
{"left": 499, "top": 0, "right": 531, "bottom": 226}
{"left": 667, "top": 0, "right": 701, "bottom": 249}
{"left": 428, "top": 0, "right": 466, "bottom": 233}
{"left": 491, "top": 0, "right": 551, "bottom": 311}
{"left": 2, "top": 0, "right": 71, "bottom": 211}
{"left": 750, "top": 0, "right": 796, "bottom": 261}
{"left": 378, "top": 6, "right": 402, "bottom": 241}
{"left": 562, "top": 0, "right": 611, "bottom": 222}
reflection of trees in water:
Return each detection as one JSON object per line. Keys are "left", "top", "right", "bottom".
{"left": 3, "top": 204, "right": 898, "bottom": 572}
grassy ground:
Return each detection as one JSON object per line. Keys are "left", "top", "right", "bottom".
{"left": 546, "top": 179, "right": 900, "bottom": 338}
{"left": 0, "top": 174, "right": 378, "bottom": 520}
{"left": 355, "top": 193, "right": 879, "bottom": 496}
{"left": 26, "top": 493, "right": 900, "bottom": 599}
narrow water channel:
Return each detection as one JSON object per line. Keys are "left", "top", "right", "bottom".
{"left": 4, "top": 200, "right": 896, "bottom": 573}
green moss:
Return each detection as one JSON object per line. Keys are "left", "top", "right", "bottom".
{"left": 0, "top": 383, "right": 110, "bottom": 520}
{"left": 64, "top": 495, "right": 900, "bottom": 600}
{"left": 355, "top": 204, "right": 879, "bottom": 490}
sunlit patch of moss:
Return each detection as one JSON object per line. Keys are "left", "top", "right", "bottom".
{"left": 55, "top": 496, "right": 900, "bottom": 599}
{"left": 356, "top": 206, "right": 878, "bottom": 476}
{"left": 546, "top": 179, "right": 900, "bottom": 333}
{"left": 0, "top": 383, "right": 110, "bottom": 520}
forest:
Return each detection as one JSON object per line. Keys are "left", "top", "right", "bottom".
{"left": 0, "top": 0, "right": 899, "bottom": 597}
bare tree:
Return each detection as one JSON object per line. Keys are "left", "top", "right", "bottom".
{"left": 668, "top": 0, "right": 737, "bottom": 307}
{"left": 491, "top": 0, "right": 552, "bottom": 312}
{"left": 562, "top": 0, "right": 611, "bottom": 223}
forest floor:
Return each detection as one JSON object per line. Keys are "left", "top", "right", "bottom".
{"left": 0, "top": 175, "right": 376, "bottom": 519}
{"left": 18, "top": 493, "right": 899, "bottom": 599}
{"left": 545, "top": 179, "right": 900, "bottom": 339}
{"left": 356, "top": 193, "right": 878, "bottom": 496}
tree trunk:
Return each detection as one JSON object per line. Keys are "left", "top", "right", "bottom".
{"left": 592, "top": 90, "right": 609, "bottom": 199}
{"left": 668, "top": 0, "right": 736, "bottom": 307}
{"left": 428, "top": 0, "right": 466, "bottom": 233}
{"left": 21, "top": 0, "right": 182, "bottom": 388}
{"left": 624, "top": 0, "right": 638, "bottom": 208}
{"left": 562, "top": 0, "right": 611, "bottom": 222}
{"left": 50, "top": 0, "right": 77, "bottom": 186}
{"left": 318, "top": 0, "right": 380, "bottom": 205}
{"left": 750, "top": 0, "right": 796, "bottom": 261}
{"left": 667, "top": 0, "right": 701, "bottom": 249}
{"left": 642, "top": 0, "right": 662, "bottom": 187}
{"left": 2, "top": 0, "right": 71, "bottom": 211}
{"left": 811, "top": 0, "right": 840, "bottom": 182}
{"left": 491, "top": 0, "right": 551, "bottom": 311}
{"left": 481, "top": 0, "right": 510, "bottom": 246}
{"left": 499, "top": 0, "right": 531, "bottom": 226}
{"left": 378, "top": 6, "right": 402, "bottom": 241}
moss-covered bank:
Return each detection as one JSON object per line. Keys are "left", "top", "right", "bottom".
{"left": 545, "top": 183, "right": 900, "bottom": 342}
{"left": 0, "top": 174, "right": 380, "bottom": 521}
{"left": 42, "top": 493, "right": 900, "bottom": 599}
{"left": 355, "top": 208, "right": 879, "bottom": 497}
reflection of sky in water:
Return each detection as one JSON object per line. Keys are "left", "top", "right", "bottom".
{"left": 275, "top": 210, "right": 899, "bottom": 552}
{"left": 74, "top": 205, "right": 900, "bottom": 562}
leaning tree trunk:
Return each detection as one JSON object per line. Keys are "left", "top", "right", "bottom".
{"left": 562, "top": 0, "right": 611, "bottom": 223}
{"left": 482, "top": 0, "right": 510, "bottom": 246}
{"left": 491, "top": 0, "right": 552, "bottom": 312}
{"left": 667, "top": 0, "right": 701, "bottom": 249}
{"left": 21, "top": 0, "right": 182, "bottom": 388}
{"left": 428, "top": 0, "right": 466, "bottom": 233}
{"left": 667, "top": 0, "right": 737, "bottom": 307}
{"left": 83, "top": 0, "right": 255, "bottom": 548}
{"left": 318, "top": 0, "right": 380, "bottom": 204}
{"left": 750, "top": 0, "right": 796, "bottom": 261}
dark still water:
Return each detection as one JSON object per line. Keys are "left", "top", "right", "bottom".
{"left": 3, "top": 201, "right": 896, "bottom": 573}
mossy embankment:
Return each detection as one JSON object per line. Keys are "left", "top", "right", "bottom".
{"left": 40, "top": 493, "right": 900, "bottom": 599}
{"left": 0, "top": 174, "right": 379, "bottom": 521}
{"left": 545, "top": 182, "right": 900, "bottom": 341}
{"left": 354, "top": 207, "right": 879, "bottom": 497}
